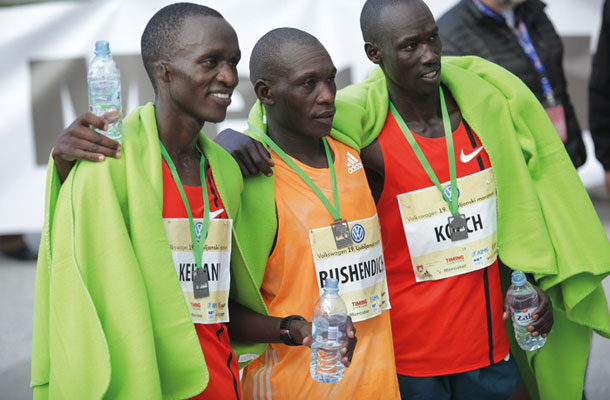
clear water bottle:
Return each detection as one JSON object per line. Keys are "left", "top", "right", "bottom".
{"left": 87, "top": 40, "right": 122, "bottom": 143}
{"left": 506, "top": 270, "right": 547, "bottom": 351}
{"left": 310, "top": 278, "right": 348, "bottom": 383}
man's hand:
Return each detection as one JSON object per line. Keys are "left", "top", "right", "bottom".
{"left": 605, "top": 171, "right": 610, "bottom": 196}
{"left": 53, "top": 112, "right": 122, "bottom": 182}
{"left": 214, "top": 128, "right": 274, "bottom": 177}
{"left": 290, "top": 316, "right": 357, "bottom": 367}
{"left": 503, "top": 283, "right": 554, "bottom": 338}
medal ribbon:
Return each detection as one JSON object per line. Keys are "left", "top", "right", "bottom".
{"left": 159, "top": 142, "right": 210, "bottom": 273}
{"left": 389, "top": 86, "right": 459, "bottom": 215}
{"left": 251, "top": 123, "right": 341, "bottom": 221}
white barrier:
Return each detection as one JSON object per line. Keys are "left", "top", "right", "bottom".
{"left": 0, "top": 0, "right": 603, "bottom": 233}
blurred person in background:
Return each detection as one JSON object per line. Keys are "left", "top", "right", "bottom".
{"left": 590, "top": 0, "right": 610, "bottom": 193}
{"left": 0, "top": 234, "right": 36, "bottom": 261}
{"left": 437, "top": 0, "right": 587, "bottom": 168}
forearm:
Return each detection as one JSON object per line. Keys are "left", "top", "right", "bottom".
{"left": 227, "top": 300, "right": 282, "bottom": 343}
{"left": 227, "top": 300, "right": 307, "bottom": 344}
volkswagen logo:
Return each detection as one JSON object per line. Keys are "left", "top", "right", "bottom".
{"left": 350, "top": 223, "right": 365, "bottom": 243}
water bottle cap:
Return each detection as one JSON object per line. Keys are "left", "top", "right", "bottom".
{"left": 511, "top": 270, "right": 526, "bottom": 285}
{"left": 323, "top": 278, "right": 339, "bottom": 291}
{"left": 94, "top": 40, "right": 111, "bottom": 56}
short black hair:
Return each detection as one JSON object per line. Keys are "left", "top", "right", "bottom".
{"left": 249, "top": 27, "right": 322, "bottom": 85}
{"left": 140, "top": 2, "right": 223, "bottom": 91}
{"left": 360, "top": 0, "right": 420, "bottom": 43}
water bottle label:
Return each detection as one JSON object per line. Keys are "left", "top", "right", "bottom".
{"left": 513, "top": 306, "right": 537, "bottom": 327}
{"left": 328, "top": 326, "right": 338, "bottom": 342}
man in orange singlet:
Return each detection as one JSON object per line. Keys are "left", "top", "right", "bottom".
{"left": 230, "top": 28, "right": 400, "bottom": 399}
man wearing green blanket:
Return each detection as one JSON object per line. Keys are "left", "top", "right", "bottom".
{"left": 331, "top": 1, "right": 610, "bottom": 399}
{"left": 33, "top": 3, "right": 362, "bottom": 399}
{"left": 32, "top": 4, "right": 253, "bottom": 399}
{"left": 215, "top": 0, "right": 610, "bottom": 399}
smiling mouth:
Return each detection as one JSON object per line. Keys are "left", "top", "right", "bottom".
{"left": 211, "top": 92, "right": 231, "bottom": 99}
{"left": 421, "top": 69, "right": 439, "bottom": 79}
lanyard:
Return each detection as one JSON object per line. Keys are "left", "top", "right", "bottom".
{"left": 389, "top": 86, "right": 459, "bottom": 216}
{"left": 472, "top": 0, "right": 556, "bottom": 105}
{"left": 160, "top": 141, "right": 210, "bottom": 297}
{"left": 259, "top": 133, "right": 341, "bottom": 221}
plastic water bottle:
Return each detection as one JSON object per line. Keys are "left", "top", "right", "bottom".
{"left": 506, "top": 270, "right": 547, "bottom": 351}
{"left": 87, "top": 40, "right": 122, "bottom": 143}
{"left": 310, "top": 278, "right": 348, "bottom": 383}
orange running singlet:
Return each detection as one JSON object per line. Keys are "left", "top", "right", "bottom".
{"left": 240, "top": 138, "right": 400, "bottom": 399}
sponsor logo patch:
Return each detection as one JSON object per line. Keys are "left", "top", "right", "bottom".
{"left": 347, "top": 151, "right": 363, "bottom": 174}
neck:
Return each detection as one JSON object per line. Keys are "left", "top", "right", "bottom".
{"left": 266, "top": 118, "right": 330, "bottom": 168}
{"left": 155, "top": 99, "right": 202, "bottom": 161}
{"left": 388, "top": 83, "right": 444, "bottom": 137}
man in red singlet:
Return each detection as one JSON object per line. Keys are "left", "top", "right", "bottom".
{"left": 349, "top": 1, "right": 553, "bottom": 398}
{"left": 34, "top": 4, "right": 248, "bottom": 398}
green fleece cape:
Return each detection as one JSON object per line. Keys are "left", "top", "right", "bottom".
{"left": 227, "top": 107, "right": 276, "bottom": 368}
{"left": 330, "top": 56, "right": 610, "bottom": 400}
{"left": 31, "top": 103, "right": 250, "bottom": 399}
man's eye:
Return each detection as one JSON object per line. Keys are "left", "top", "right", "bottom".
{"left": 202, "top": 59, "right": 217, "bottom": 67}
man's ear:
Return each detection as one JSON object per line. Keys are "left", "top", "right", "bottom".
{"left": 365, "top": 42, "right": 382, "bottom": 65}
{"left": 156, "top": 60, "right": 171, "bottom": 84}
{"left": 254, "top": 79, "right": 274, "bottom": 105}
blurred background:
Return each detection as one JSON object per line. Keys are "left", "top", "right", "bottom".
{"left": 1, "top": 0, "right": 608, "bottom": 398}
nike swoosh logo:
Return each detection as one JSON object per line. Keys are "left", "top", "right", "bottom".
{"left": 209, "top": 209, "right": 225, "bottom": 219}
{"left": 460, "top": 147, "right": 483, "bottom": 163}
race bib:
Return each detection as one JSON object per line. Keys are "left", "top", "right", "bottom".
{"left": 397, "top": 169, "right": 498, "bottom": 282}
{"left": 164, "top": 218, "right": 232, "bottom": 324}
{"left": 309, "top": 215, "right": 391, "bottom": 322}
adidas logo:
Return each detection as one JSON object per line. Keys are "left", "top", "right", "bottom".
{"left": 347, "top": 151, "right": 363, "bottom": 174}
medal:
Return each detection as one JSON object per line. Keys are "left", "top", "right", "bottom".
{"left": 192, "top": 266, "right": 210, "bottom": 298}
{"left": 448, "top": 214, "right": 468, "bottom": 241}
{"left": 390, "top": 86, "right": 468, "bottom": 241}
{"left": 331, "top": 219, "right": 353, "bottom": 249}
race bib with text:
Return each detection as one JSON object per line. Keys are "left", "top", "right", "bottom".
{"left": 309, "top": 215, "right": 391, "bottom": 322}
{"left": 397, "top": 169, "right": 498, "bottom": 282}
{"left": 164, "top": 218, "right": 232, "bottom": 324}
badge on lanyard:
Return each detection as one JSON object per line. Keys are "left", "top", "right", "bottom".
{"left": 192, "top": 267, "right": 210, "bottom": 298}
{"left": 448, "top": 213, "right": 468, "bottom": 241}
{"left": 160, "top": 142, "right": 211, "bottom": 299}
{"left": 331, "top": 219, "right": 353, "bottom": 249}
{"left": 390, "top": 87, "right": 468, "bottom": 242}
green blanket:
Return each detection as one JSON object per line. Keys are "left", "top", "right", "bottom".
{"left": 331, "top": 56, "right": 610, "bottom": 399}
{"left": 31, "top": 103, "right": 249, "bottom": 399}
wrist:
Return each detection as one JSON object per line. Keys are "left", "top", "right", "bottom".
{"left": 279, "top": 315, "right": 305, "bottom": 346}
